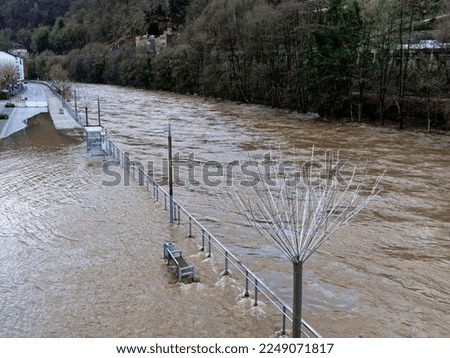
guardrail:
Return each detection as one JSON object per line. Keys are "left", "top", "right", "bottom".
{"left": 105, "top": 139, "right": 321, "bottom": 338}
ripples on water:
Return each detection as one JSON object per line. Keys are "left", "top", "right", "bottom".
{"left": 81, "top": 84, "right": 449, "bottom": 337}
{"left": 1, "top": 86, "right": 450, "bottom": 337}
{"left": 0, "top": 114, "right": 278, "bottom": 338}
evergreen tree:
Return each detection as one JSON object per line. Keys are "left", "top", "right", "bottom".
{"left": 312, "top": 0, "right": 363, "bottom": 117}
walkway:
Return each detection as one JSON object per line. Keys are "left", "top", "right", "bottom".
{"left": 0, "top": 82, "right": 81, "bottom": 140}
{"left": 42, "top": 85, "right": 82, "bottom": 130}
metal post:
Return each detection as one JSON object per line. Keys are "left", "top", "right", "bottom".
{"left": 139, "top": 168, "right": 143, "bottom": 186}
{"left": 97, "top": 96, "right": 101, "bottom": 126}
{"left": 244, "top": 270, "right": 250, "bottom": 297}
{"left": 168, "top": 123, "right": 174, "bottom": 223}
{"left": 254, "top": 279, "right": 258, "bottom": 306}
{"left": 224, "top": 252, "right": 229, "bottom": 275}
{"left": 208, "top": 234, "right": 211, "bottom": 258}
{"left": 188, "top": 217, "right": 192, "bottom": 238}
{"left": 74, "top": 90, "right": 78, "bottom": 124}
{"left": 85, "top": 106, "right": 88, "bottom": 127}
{"left": 282, "top": 306, "right": 287, "bottom": 337}
{"left": 293, "top": 261, "right": 303, "bottom": 338}
{"left": 201, "top": 228, "right": 205, "bottom": 251}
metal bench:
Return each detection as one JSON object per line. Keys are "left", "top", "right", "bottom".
{"left": 163, "top": 242, "right": 195, "bottom": 283}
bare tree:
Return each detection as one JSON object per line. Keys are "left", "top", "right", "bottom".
{"left": 435, "top": 0, "right": 450, "bottom": 43}
{"left": 50, "top": 63, "right": 71, "bottom": 100}
{"left": 0, "top": 63, "right": 17, "bottom": 101}
{"left": 78, "top": 91, "right": 93, "bottom": 126}
{"left": 231, "top": 148, "right": 384, "bottom": 337}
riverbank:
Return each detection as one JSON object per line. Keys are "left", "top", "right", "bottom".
{"left": 199, "top": 92, "right": 450, "bottom": 134}
{"left": 347, "top": 93, "right": 450, "bottom": 131}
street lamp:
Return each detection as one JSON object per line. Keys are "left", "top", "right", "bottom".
{"left": 73, "top": 90, "right": 78, "bottom": 124}
{"left": 97, "top": 96, "right": 101, "bottom": 126}
{"left": 154, "top": 123, "right": 174, "bottom": 223}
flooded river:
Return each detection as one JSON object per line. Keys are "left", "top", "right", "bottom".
{"left": 1, "top": 84, "right": 449, "bottom": 337}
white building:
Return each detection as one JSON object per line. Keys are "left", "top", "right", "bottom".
{"left": 0, "top": 51, "right": 25, "bottom": 82}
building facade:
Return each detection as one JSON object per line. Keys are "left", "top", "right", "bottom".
{"left": 136, "top": 28, "right": 175, "bottom": 55}
{"left": 0, "top": 51, "right": 25, "bottom": 82}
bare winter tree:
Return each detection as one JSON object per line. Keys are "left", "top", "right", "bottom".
{"left": 0, "top": 63, "right": 17, "bottom": 99}
{"left": 435, "top": 0, "right": 450, "bottom": 43}
{"left": 78, "top": 91, "right": 93, "bottom": 127}
{"left": 50, "top": 63, "right": 72, "bottom": 100}
{"left": 231, "top": 148, "right": 384, "bottom": 337}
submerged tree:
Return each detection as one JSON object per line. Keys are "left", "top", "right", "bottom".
{"left": 231, "top": 148, "right": 384, "bottom": 337}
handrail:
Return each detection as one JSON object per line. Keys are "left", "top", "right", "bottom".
{"left": 105, "top": 138, "right": 321, "bottom": 338}
{"left": 55, "top": 86, "right": 321, "bottom": 338}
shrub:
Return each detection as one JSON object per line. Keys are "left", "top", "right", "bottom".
{"left": 5, "top": 103, "right": 15, "bottom": 108}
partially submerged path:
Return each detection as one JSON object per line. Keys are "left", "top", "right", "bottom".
{"left": 0, "top": 82, "right": 81, "bottom": 140}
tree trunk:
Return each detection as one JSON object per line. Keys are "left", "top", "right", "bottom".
{"left": 293, "top": 261, "right": 303, "bottom": 338}
{"left": 379, "top": 91, "right": 386, "bottom": 126}
{"left": 358, "top": 81, "right": 365, "bottom": 123}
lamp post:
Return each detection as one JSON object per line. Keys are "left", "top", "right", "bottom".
{"left": 85, "top": 105, "right": 89, "bottom": 127}
{"left": 74, "top": 90, "right": 78, "bottom": 124}
{"left": 154, "top": 123, "right": 174, "bottom": 223}
{"left": 232, "top": 149, "right": 384, "bottom": 338}
{"left": 97, "top": 96, "right": 101, "bottom": 126}
{"left": 168, "top": 123, "right": 174, "bottom": 224}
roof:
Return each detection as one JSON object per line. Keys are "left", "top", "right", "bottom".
{"left": 403, "top": 40, "right": 450, "bottom": 50}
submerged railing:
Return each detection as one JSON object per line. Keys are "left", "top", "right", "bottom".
{"left": 105, "top": 139, "right": 321, "bottom": 338}
{"left": 51, "top": 83, "right": 320, "bottom": 338}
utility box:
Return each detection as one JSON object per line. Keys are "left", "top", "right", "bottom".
{"left": 85, "top": 125, "right": 107, "bottom": 158}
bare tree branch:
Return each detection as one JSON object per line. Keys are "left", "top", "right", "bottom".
{"left": 231, "top": 147, "right": 384, "bottom": 263}
{"left": 230, "top": 146, "right": 384, "bottom": 336}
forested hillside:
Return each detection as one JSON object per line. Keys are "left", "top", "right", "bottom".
{"left": 1, "top": 0, "right": 449, "bottom": 129}
{"left": 0, "top": 0, "right": 189, "bottom": 52}
{"left": 0, "top": 0, "right": 72, "bottom": 30}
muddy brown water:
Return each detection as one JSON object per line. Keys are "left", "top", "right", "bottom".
{"left": 1, "top": 85, "right": 449, "bottom": 337}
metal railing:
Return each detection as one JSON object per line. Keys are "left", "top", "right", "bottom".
{"left": 62, "top": 100, "right": 85, "bottom": 127}
{"left": 41, "top": 81, "right": 86, "bottom": 127}
{"left": 105, "top": 139, "right": 321, "bottom": 338}
{"left": 51, "top": 83, "right": 321, "bottom": 338}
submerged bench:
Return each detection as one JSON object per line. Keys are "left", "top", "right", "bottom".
{"left": 163, "top": 242, "right": 195, "bottom": 283}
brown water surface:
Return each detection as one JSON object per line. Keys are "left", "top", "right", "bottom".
{"left": 1, "top": 86, "right": 449, "bottom": 337}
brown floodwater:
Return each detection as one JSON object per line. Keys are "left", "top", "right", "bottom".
{"left": 1, "top": 85, "right": 449, "bottom": 338}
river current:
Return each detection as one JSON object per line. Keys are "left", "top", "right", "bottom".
{"left": 1, "top": 84, "right": 449, "bottom": 337}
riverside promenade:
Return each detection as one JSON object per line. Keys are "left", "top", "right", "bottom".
{"left": 0, "top": 82, "right": 81, "bottom": 139}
